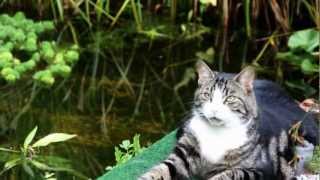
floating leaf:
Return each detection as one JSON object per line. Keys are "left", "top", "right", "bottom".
{"left": 23, "top": 126, "right": 38, "bottom": 150}
{"left": 32, "top": 133, "right": 77, "bottom": 148}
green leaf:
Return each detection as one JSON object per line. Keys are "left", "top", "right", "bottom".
{"left": 4, "top": 158, "right": 21, "bottom": 169}
{"left": 301, "top": 59, "right": 318, "bottom": 74}
{"left": 119, "top": 140, "right": 131, "bottom": 150}
{"left": 122, "top": 154, "right": 132, "bottom": 163}
{"left": 33, "top": 70, "right": 55, "bottom": 86}
{"left": 29, "top": 159, "right": 49, "bottom": 170}
{"left": 195, "top": 47, "right": 215, "bottom": 64}
{"left": 30, "top": 160, "right": 88, "bottom": 179}
{"left": 0, "top": 151, "right": 20, "bottom": 163}
{"left": 0, "top": 147, "right": 19, "bottom": 153}
{"left": 105, "top": 166, "right": 113, "bottom": 171}
{"left": 288, "top": 29, "right": 320, "bottom": 52}
{"left": 64, "top": 50, "right": 79, "bottom": 64}
{"left": 0, "top": 51, "right": 13, "bottom": 61}
{"left": 35, "top": 155, "right": 72, "bottom": 169}
{"left": 23, "top": 126, "right": 38, "bottom": 150}
{"left": 132, "top": 134, "right": 141, "bottom": 153}
{"left": 285, "top": 80, "right": 317, "bottom": 97}
{"left": 44, "top": 172, "right": 56, "bottom": 179}
{"left": 22, "top": 161, "right": 34, "bottom": 177}
{"left": 32, "top": 133, "right": 77, "bottom": 148}
{"left": 0, "top": 158, "right": 21, "bottom": 175}
{"left": 275, "top": 51, "right": 301, "bottom": 65}
{"left": 114, "top": 147, "right": 122, "bottom": 163}
{"left": 200, "top": 0, "right": 217, "bottom": 6}
{"left": 276, "top": 51, "right": 315, "bottom": 68}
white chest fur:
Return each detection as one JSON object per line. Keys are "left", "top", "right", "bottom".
{"left": 188, "top": 116, "right": 249, "bottom": 163}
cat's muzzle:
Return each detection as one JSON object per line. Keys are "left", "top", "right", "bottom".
{"left": 206, "top": 116, "right": 225, "bottom": 126}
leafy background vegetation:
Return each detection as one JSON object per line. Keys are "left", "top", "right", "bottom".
{"left": 0, "top": 0, "right": 319, "bottom": 179}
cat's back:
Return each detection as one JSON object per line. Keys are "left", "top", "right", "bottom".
{"left": 254, "top": 79, "right": 319, "bottom": 145}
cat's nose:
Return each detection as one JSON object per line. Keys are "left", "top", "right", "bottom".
{"left": 205, "top": 111, "right": 216, "bottom": 118}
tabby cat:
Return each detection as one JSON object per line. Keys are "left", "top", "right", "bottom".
{"left": 139, "top": 61, "right": 297, "bottom": 180}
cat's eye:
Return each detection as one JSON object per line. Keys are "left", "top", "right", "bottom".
{"left": 225, "top": 96, "right": 238, "bottom": 103}
{"left": 235, "top": 107, "right": 247, "bottom": 115}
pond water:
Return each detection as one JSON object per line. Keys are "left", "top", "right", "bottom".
{"left": 0, "top": 4, "right": 318, "bottom": 178}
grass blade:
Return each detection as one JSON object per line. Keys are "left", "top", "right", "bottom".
{"left": 56, "top": 0, "right": 64, "bottom": 21}
{"left": 110, "top": 0, "right": 130, "bottom": 28}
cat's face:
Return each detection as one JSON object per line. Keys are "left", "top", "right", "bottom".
{"left": 194, "top": 61, "right": 257, "bottom": 127}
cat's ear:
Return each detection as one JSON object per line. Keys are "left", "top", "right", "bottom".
{"left": 195, "top": 60, "right": 216, "bottom": 86}
{"left": 234, "top": 66, "right": 255, "bottom": 94}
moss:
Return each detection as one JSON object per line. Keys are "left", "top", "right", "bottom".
{"left": 308, "top": 146, "right": 320, "bottom": 173}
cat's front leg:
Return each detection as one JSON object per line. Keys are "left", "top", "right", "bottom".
{"left": 138, "top": 154, "right": 190, "bottom": 180}
{"left": 207, "top": 168, "right": 262, "bottom": 180}
{"left": 139, "top": 142, "right": 196, "bottom": 180}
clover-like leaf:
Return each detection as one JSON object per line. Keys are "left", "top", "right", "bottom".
{"left": 119, "top": 140, "right": 131, "bottom": 150}
{"left": 288, "top": 29, "right": 320, "bottom": 52}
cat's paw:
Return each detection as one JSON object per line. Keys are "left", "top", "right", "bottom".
{"left": 138, "top": 173, "right": 157, "bottom": 180}
{"left": 138, "top": 164, "right": 170, "bottom": 180}
{"left": 138, "top": 171, "right": 163, "bottom": 180}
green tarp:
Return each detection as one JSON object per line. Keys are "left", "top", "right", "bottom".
{"left": 98, "top": 131, "right": 177, "bottom": 180}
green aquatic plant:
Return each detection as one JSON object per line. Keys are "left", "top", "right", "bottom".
{"left": 0, "top": 12, "right": 79, "bottom": 86}
{"left": 0, "top": 126, "right": 88, "bottom": 179}
{"left": 275, "top": 29, "right": 319, "bottom": 97}
{"left": 276, "top": 29, "right": 319, "bottom": 75}
{"left": 106, "top": 134, "right": 146, "bottom": 171}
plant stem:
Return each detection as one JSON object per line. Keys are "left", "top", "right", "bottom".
{"left": 131, "top": 0, "right": 143, "bottom": 31}
{"left": 110, "top": 0, "right": 130, "bottom": 29}
{"left": 244, "top": 0, "right": 251, "bottom": 38}
{"left": 171, "top": 0, "right": 177, "bottom": 23}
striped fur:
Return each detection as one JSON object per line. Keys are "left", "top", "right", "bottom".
{"left": 139, "top": 61, "right": 296, "bottom": 180}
